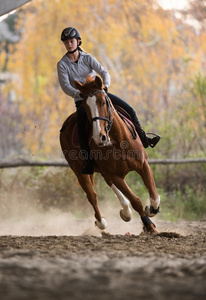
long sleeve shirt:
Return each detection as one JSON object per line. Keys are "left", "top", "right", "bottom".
{"left": 57, "top": 51, "right": 111, "bottom": 103}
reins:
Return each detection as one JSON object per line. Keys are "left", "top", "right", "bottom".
{"left": 118, "top": 114, "right": 137, "bottom": 139}
{"left": 89, "top": 91, "right": 137, "bottom": 139}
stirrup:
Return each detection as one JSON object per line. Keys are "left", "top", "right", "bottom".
{"left": 146, "top": 133, "right": 161, "bottom": 148}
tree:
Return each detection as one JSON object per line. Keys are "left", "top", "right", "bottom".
{"left": 3, "top": 0, "right": 206, "bottom": 159}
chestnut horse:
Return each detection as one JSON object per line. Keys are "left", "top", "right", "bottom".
{"left": 60, "top": 74, "right": 160, "bottom": 234}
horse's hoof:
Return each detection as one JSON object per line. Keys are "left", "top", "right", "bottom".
{"left": 120, "top": 208, "right": 132, "bottom": 222}
{"left": 95, "top": 217, "right": 107, "bottom": 230}
{"left": 148, "top": 223, "right": 159, "bottom": 235}
{"left": 150, "top": 227, "right": 159, "bottom": 235}
{"left": 143, "top": 223, "right": 159, "bottom": 235}
{"left": 145, "top": 206, "right": 154, "bottom": 217}
{"left": 145, "top": 205, "right": 159, "bottom": 217}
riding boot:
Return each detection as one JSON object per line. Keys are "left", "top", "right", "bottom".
{"left": 79, "top": 146, "right": 94, "bottom": 175}
{"left": 134, "top": 122, "right": 161, "bottom": 148}
{"left": 138, "top": 130, "right": 161, "bottom": 148}
{"left": 76, "top": 102, "right": 94, "bottom": 175}
{"left": 78, "top": 124, "right": 94, "bottom": 174}
{"left": 81, "top": 158, "right": 94, "bottom": 174}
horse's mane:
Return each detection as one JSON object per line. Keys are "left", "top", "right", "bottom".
{"left": 85, "top": 73, "right": 96, "bottom": 83}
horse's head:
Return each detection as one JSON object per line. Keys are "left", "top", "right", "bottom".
{"left": 74, "top": 74, "right": 113, "bottom": 147}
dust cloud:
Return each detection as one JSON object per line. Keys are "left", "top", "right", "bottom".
{"left": 0, "top": 194, "right": 200, "bottom": 237}
{"left": 0, "top": 183, "right": 202, "bottom": 237}
{"left": 0, "top": 191, "right": 146, "bottom": 236}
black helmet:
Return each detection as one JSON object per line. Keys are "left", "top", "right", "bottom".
{"left": 61, "top": 27, "right": 81, "bottom": 41}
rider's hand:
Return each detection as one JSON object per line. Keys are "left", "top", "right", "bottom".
{"left": 104, "top": 87, "right": 108, "bottom": 94}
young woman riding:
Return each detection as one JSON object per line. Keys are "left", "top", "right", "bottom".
{"left": 57, "top": 27, "right": 160, "bottom": 174}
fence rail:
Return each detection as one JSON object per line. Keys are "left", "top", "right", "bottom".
{"left": 0, "top": 158, "right": 206, "bottom": 169}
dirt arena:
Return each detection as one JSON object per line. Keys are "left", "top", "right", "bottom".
{"left": 0, "top": 218, "right": 206, "bottom": 300}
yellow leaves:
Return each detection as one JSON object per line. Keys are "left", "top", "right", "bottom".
{"left": 0, "top": 50, "right": 6, "bottom": 72}
{"left": 2, "top": 0, "right": 205, "bottom": 156}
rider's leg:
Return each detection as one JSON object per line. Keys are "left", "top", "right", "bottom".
{"left": 108, "top": 93, "right": 160, "bottom": 148}
{"left": 76, "top": 101, "right": 94, "bottom": 174}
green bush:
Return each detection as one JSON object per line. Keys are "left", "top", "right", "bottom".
{"left": 0, "top": 163, "right": 205, "bottom": 221}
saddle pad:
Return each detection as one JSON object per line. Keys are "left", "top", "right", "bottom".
{"left": 72, "top": 123, "right": 93, "bottom": 148}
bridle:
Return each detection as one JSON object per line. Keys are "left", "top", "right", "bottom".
{"left": 87, "top": 90, "right": 114, "bottom": 135}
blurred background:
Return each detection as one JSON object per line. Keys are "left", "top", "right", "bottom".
{"left": 0, "top": 0, "right": 205, "bottom": 231}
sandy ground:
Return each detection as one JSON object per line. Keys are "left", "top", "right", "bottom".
{"left": 0, "top": 218, "right": 206, "bottom": 300}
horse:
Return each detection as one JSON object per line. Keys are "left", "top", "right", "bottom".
{"left": 60, "top": 74, "right": 160, "bottom": 234}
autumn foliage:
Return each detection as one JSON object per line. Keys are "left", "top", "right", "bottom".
{"left": 2, "top": 0, "right": 206, "bottom": 159}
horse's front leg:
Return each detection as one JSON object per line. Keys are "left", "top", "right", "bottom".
{"left": 109, "top": 176, "right": 158, "bottom": 234}
{"left": 102, "top": 176, "right": 132, "bottom": 222}
{"left": 137, "top": 160, "right": 160, "bottom": 217}
{"left": 111, "top": 184, "right": 132, "bottom": 222}
{"left": 77, "top": 174, "right": 107, "bottom": 230}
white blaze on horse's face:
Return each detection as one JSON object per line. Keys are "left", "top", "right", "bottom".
{"left": 86, "top": 95, "right": 110, "bottom": 146}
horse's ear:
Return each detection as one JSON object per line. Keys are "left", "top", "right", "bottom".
{"left": 86, "top": 73, "right": 95, "bottom": 83}
{"left": 74, "top": 80, "right": 84, "bottom": 93}
{"left": 95, "top": 76, "right": 103, "bottom": 89}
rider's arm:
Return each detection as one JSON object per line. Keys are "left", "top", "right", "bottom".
{"left": 57, "top": 61, "right": 82, "bottom": 101}
{"left": 88, "top": 55, "right": 111, "bottom": 89}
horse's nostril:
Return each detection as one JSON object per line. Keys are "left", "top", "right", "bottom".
{"left": 101, "top": 135, "right": 106, "bottom": 143}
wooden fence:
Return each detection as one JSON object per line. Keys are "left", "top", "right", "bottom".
{"left": 0, "top": 158, "right": 206, "bottom": 169}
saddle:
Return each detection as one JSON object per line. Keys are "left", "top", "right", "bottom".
{"left": 114, "top": 105, "right": 137, "bottom": 139}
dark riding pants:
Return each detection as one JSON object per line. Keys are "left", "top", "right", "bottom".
{"left": 108, "top": 93, "right": 142, "bottom": 128}
{"left": 76, "top": 101, "right": 90, "bottom": 160}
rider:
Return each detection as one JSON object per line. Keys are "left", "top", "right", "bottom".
{"left": 57, "top": 27, "right": 160, "bottom": 174}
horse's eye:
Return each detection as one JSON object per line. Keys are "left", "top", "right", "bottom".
{"left": 102, "top": 102, "right": 106, "bottom": 106}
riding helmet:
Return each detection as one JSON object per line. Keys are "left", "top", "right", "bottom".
{"left": 61, "top": 27, "right": 81, "bottom": 41}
